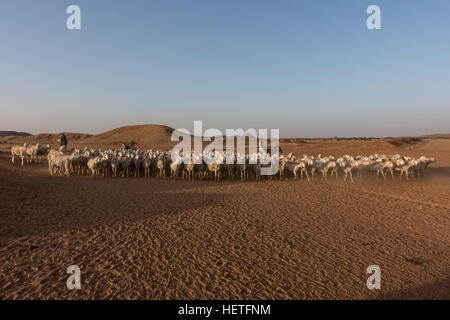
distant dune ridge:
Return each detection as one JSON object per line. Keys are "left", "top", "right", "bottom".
{"left": 1, "top": 124, "right": 449, "bottom": 152}
{"left": 1, "top": 124, "right": 177, "bottom": 150}
{"left": 0, "top": 131, "right": 32, "bottom": 137}
{"left": 1, "top": 132, "right": 91, "bottom": 145}
{"left": 83, "top": 124, "right": 175, "bottom": 146}
{"left": 420, "top": 133, "right": 450, "bottom": 139}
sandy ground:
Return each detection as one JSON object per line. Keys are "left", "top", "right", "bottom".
{"left": 0, "top": 138, "right": 449, "bottom": 299}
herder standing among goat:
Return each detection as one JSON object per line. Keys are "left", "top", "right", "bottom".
{"left": 58, "top": 134, "right": 68, "bottom": 148}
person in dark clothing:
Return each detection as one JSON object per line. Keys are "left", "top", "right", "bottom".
{"left": 58, "top": 134, "right": 68, "bottom": 147}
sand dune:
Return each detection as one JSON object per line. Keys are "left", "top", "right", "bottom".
{"left": 1, "top": 132, "right": 91, "bottom": 146}
{"left": 420, "top": 133, "right": 450, "bottom": 139}
{"left": 1, "top": 124, "right": 177, "bottom": 151}
{"left": 83, "top": 124, "right": 175, "bottom": 148}
{"left": 0, "top": 131, "right": 32, "bottom": 137}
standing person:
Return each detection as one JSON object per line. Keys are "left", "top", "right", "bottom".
{"left": 58, "top": 134, "right": 68, "bottom": 147}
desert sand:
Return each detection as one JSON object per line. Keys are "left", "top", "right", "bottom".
{"left": 0, "top": 126, "right": 449, "bottom": 299}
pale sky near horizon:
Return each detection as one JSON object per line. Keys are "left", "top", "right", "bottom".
{"left": 1, "top": 0, "right": 449, "bottom": 138}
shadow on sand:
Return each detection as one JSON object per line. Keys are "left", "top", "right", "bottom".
{"left": 379, "top": 276, "right": 450, "bottom": 300}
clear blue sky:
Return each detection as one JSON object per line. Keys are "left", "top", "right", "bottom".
{"left": 1, "top": 0, "right": 449, "bottom": 137}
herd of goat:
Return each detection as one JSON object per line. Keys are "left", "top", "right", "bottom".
{"left": 10, "top": 143, "right": 436, "bottom": 182}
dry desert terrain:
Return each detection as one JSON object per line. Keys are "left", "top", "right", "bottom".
{"left": 0, "top": 126, "right": 449, "bottom": 299}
